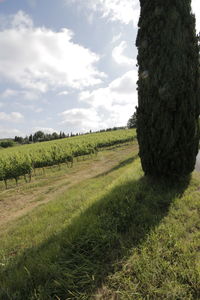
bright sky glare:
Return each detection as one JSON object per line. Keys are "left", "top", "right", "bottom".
{"left": 0, "top": 0, "right": 199, "bottom": 137}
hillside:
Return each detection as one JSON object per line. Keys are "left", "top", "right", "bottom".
{"left": 0, "top": 129, "right": 135, "bottom": 189}
{"left": 0, "top": 140, "right": 200, "bottom": 299}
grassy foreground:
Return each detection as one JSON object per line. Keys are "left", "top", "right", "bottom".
{"left": 0, "top": 144, "right": 200, "bottom": 299}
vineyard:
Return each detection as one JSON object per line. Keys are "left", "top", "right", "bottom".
{"left": 0, "top": 129, "right": 136, "bottom": 188}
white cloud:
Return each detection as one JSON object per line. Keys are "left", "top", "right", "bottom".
{"left": 32, "top": 127, "right": 58, "bottom": 134}
{"left": 0, "top": 111, "right": 24, "bottom": 122}
{"left": 11, "top": 10, "right": 33, "bottom": 28}
{"left": 110, "top": 70, "right": 138, "bottom": 94}
{"left": 192, "top": 0, "right": 200, "bottom": 32}
{"left": 111, "top": 33, "right": 122, "bottom": 44}
{"left": 1, "top": 89, "right": 17, "bottom": 98}
{"left": 58, "top": 91, "right": 69, "bottom": 96}
{"left": 1, "top": 89, "right": 39, "bottom": 100}
{"left": 0, "top": 128, "right": 23, "bottom": 138}
{"left": 66, "top": 0, "right": 199, "bottom": 29}
{"left": 0, "top": 11, "right": 105, "bottom": 93}
{"left": 60, "top": 104, "right": 135, "bottom": 132}
{"left": 0, "top": 10, "right": 33, "bottom": 30}
{"left": 80, "top": 70, "right": 138, "bottom": 109}
{"left": 14, "top": 102, "right": 43, "bottom": 113}
{"left": 65, "top": 0, "right": 139, "bottom": 25}
{"left": 107, "top": 103, "right": 135, "bottom": 127}
{"left": 58, "top": 71, "right": 138, "bottom": 132}
{"left": 75, "top": 70, "right": 138, "bottom": 130}
{"left": 60, "top": 108, "right": 102, "bottom": 131}
{"left": 112, "top": 41, "right": 136, "bottom": 66}
{"left": 34, "top": 107, "right": 43, "bottom": 113}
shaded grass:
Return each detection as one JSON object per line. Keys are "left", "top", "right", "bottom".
{"left": 94, "top": 155, "right": 138, "bottom": 178}
{"left": 1, "top": 152, "right": 198, "bottom": 299}
{"left": 99, "top": 174, "right": 200, "bottom": 299}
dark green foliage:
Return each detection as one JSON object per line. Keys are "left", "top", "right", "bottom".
{"left": 127, "top": 112, "right": 137, "bottom": 128}
{"left": 136, "top": 0, "right": 200, "bottom": 177}
{"left": 0, "top": 140, "right": 14, "bottom": 148}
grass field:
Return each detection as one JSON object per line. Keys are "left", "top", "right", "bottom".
{"left": 0, "top": 140, "right": 200, "bottom": 299}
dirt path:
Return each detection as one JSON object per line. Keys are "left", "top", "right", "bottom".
{"left": 0, "top": 144, "right": 137, "bottom": 228}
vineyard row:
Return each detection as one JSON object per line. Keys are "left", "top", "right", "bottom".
{"left": 0, "top": 130, "right": 136, "bottom": 188}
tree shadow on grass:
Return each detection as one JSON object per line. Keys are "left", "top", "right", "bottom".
{"left": 94, "top": 155, "right": 138, "bottom": 179}
{"left": 0, "top": 174, "right": 190, "bottom": 299}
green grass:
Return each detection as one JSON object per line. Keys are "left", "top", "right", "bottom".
{"left": 0, "top": 144, "right": 200, "bottom": 299}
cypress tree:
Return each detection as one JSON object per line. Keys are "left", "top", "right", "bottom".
{"left": 127, "top": 112, "right": 137, "bottom": 128}
{"left": 136, "top": 0, "right": 200, "bottom": 177}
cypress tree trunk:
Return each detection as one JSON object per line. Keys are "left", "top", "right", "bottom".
{"left": 136, "top": 0, "right": 200, "bottom": 177}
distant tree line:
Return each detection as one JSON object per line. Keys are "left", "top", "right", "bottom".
{"left": 94, "top": 126, "right": 126, "bottom": 133}
{"left": 14, "top": 131, "right": 67, "bottom": 144}
{"left": 0, "top": 126, "right": 130, "bottom": 149}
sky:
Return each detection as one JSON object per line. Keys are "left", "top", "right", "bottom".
{"left": 0, "top": 0, "right": 199, "bottom": 138}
